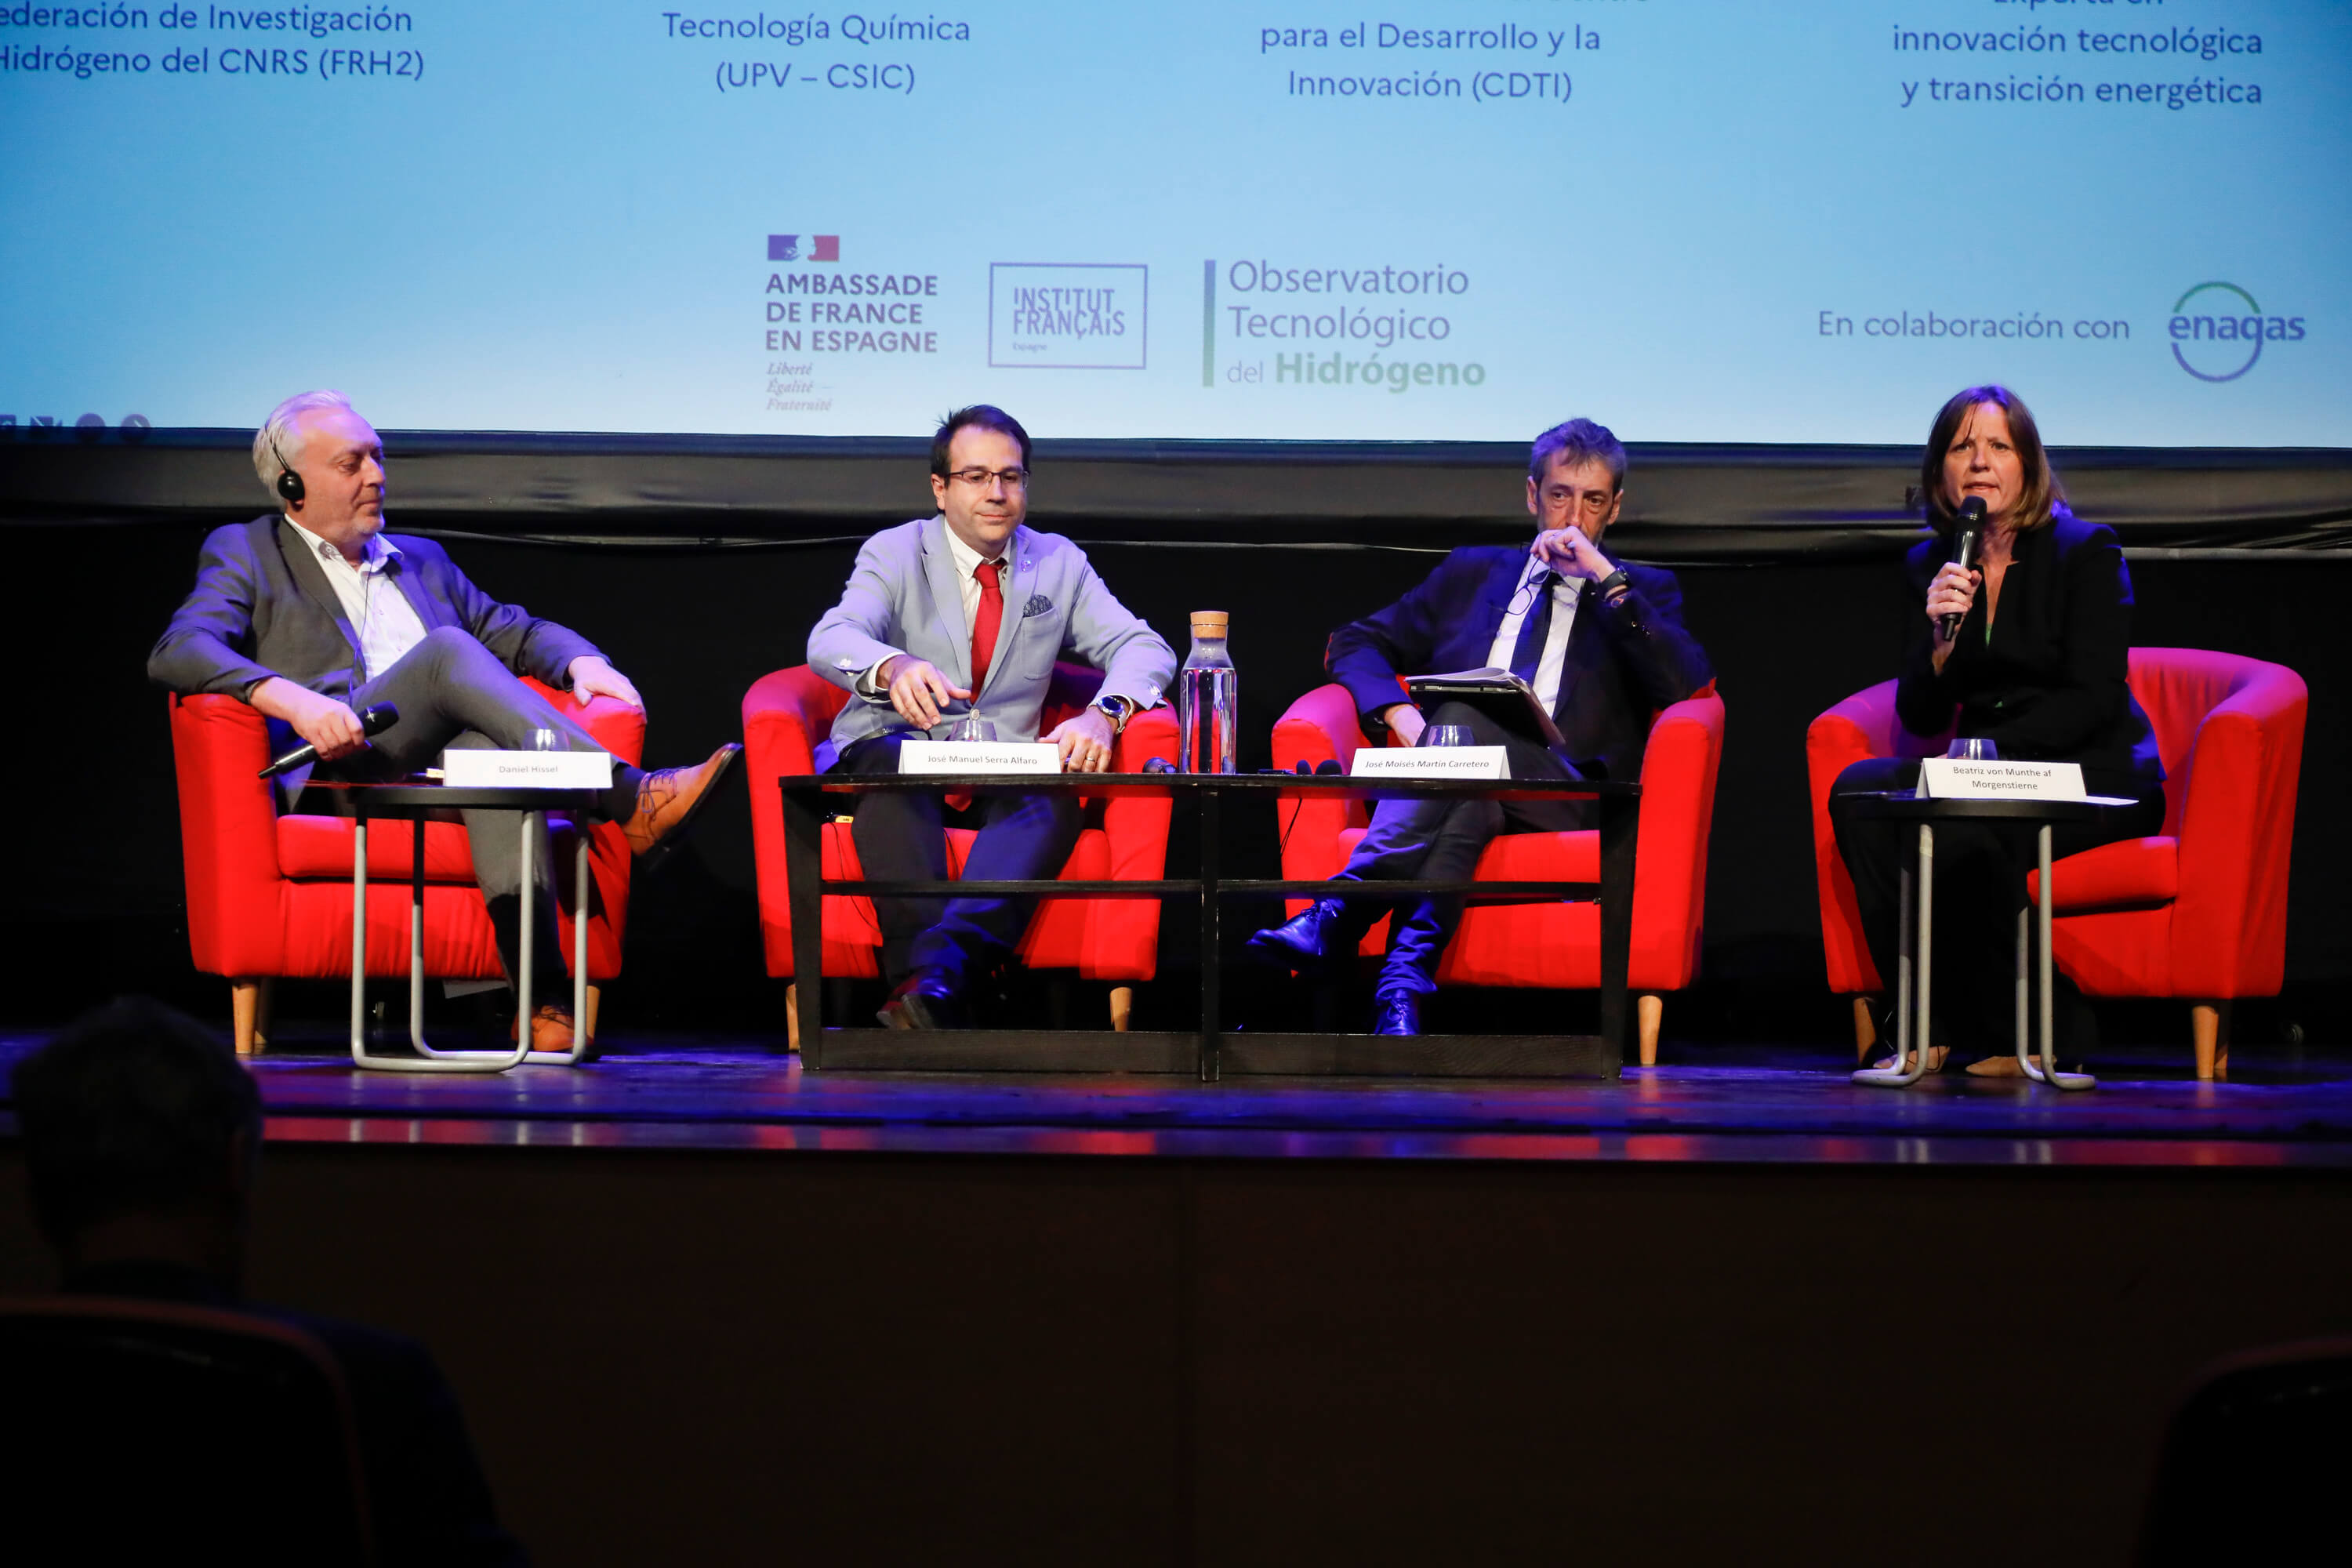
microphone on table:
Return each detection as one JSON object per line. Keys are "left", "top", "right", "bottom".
{"left": 1937, "top": 495, "right": 1988, "bottom": 641}
{"left": 259, "top": 702, "right": 399, "bottom": 779}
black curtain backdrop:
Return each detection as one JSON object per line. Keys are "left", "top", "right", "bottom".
{"left": 5, "top": 432, "right": 2346, "bottom": 1045}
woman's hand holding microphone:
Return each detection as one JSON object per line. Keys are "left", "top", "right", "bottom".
{"left": 1926, "top": 561, "right": 1980, "bottom": 673}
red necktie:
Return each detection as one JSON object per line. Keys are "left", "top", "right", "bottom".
{"left": 970, "top": 559, "right": 1005, "bottom": 691}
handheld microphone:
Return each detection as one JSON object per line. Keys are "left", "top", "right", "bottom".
{"left": 260, "top": 702, "right": 399, "bottom": 779}
{"left": 1937, "top": 496, "right": 1988, "bottom": 641}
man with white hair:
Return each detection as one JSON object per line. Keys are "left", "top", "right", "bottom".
{"left": 149, "top": 390, "right": 739, "bottom": 1052}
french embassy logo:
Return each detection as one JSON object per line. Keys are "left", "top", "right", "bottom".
{"left": 2169, "top": 281, "right": 2304, "bottom": 383}
{"left": 769, "top": 234, "right": 840, "bottom": 262}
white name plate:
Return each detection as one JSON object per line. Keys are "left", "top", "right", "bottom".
{"left": 1918, "top": 758, "right": 2086, "bottom": 802}
{"left": 440, "top": 749, "right": 614, "bottom": 789}
{"left": 898, "top": 740, "right": 1062, "bottom": 776}
{"left": 1351, "top": 746, "right": 1510, "bottom": 782}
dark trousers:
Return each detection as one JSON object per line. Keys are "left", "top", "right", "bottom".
{"left": 1339, "top": 700, "right": 1587, "bottom": 998}
{"left": 837, "top": 733, "right": 1083, "bottom": 988}
{"left": 1828, "top": 756, "right": 2166, "bottom": 1046}
{"left": 302, "top": 625, "right": 648, "bottom": 989}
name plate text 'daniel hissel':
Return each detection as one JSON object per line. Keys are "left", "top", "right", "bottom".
{"left": 1350, "top": 747, "right": 1510, "bottom": 782}
{"left": 1917, "top": 758, "right": 2087, "bottom": 802}
{"left": 898, "top": 741, "right": 1064, "bottom": 776}
{"left": 439, "top": 750, "right": 615, "bottom": 789}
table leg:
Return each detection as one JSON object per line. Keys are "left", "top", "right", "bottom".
{"left": 2025, "top": 822, "right": 2096, "bottom": 1091}
{"left": 526, "top": 821, "right": 595, "bottom": 1065}
{"left": 1598, "top": 788, "right": 1638, "bottom": 1070}
{"left": 2015, "top": 907, "right": 2031, "bottom": 1074}
{"left": 782, "top": 785, "right": 826, "bottom": 1066}
{"left": 348, "top": 814, "right": 368, "bottom": 1065}
{"left": 1198, "top": 782, "right": 1221, "bottom": 1083}
{"left": 410, "top": 817, "right": 426, "bottom": 1051}
{"left": 357, "top": 811, "right": 532, "bottom": 1073}
{"left": 1854, "top": 822, "right": 1934, "bottom": 1087}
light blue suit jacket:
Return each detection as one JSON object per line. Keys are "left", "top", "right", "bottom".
{"left": 808, "top": 515, "right": 1177, "bottom": 768}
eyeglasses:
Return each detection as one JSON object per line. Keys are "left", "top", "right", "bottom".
{"left": 947, "top": 466, "right": 1029, "bottom": 491}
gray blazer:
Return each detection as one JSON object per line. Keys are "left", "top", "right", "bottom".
{"left": 808, "top": 515, "right": 1175, "bottom": 766}
{"left": 149, "top": 514, "right": 601, "bottom": 800}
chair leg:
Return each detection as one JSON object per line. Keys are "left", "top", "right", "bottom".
{"left": 2193, "top": 1001, "right": 2231, "bottom": 1081}
{"left": 786, "top": 982, "right": 800, "bottom": 1054}
{"left": 1109, "top": 985, "right": 1134, "bottom": 1033}
{"left": 1637, "top": 993, "right": 1664, "bottom": 1067}
{"left": 230, "top": 978, "right": 273, "bottom": 1057}
{"left": 1853, "top": 995, "right": 1881, "bottom": 1063}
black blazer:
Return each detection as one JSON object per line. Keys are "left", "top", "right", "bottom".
{"left": 1896, "top": 504, "right": 2161, "bottom": 789}
{"left": 1325, "top": 546, "right": 1712, "bottom": 783}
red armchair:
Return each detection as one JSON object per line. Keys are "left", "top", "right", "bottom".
{"left": 1806, "top": 648, "right": 2307, "bottom": 1079}
{"left": 1269, "top": 683, "right": 1726, "bottom": 1065}
{"left": 742, "top": 663, "right": 1181, "bottom": 1046}
{"left": 168, "top": 684, "right": 647, "bottom": 1054}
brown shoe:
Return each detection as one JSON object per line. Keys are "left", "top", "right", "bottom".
{"left": 1964, "top": 1054, "right": 2028, "bottom": 1078}
{"left": 512, "top": 1004, "right": 583, "bottom": 1055}
{"left": 622, "top": 743, "right": 742, "bottom": 858}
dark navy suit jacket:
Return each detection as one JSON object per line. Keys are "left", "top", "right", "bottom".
{"left": 1325, "top": 546, "right": 1713, "bottom": 784}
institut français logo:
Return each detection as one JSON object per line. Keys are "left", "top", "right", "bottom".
{"left": 987, "top": 263, "right": 1147, "bottom": 370}
{"left": 2169, "top": 281, "right": 2304, "bottom": 383}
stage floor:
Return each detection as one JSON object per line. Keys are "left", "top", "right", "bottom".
{"left": 7, "top": 1031, "right": 2348, "bottom": 1167}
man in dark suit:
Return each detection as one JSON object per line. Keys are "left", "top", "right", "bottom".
{"left": 9, "top": 996, "right": 528, "bottom": 1565}
{"left": 148, "top": 390, "right": 739, "bottom": 1051}
{"left": 1248, "top": 418, "right": 1712, "bottom": 1034}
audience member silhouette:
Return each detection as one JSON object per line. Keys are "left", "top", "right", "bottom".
{"left": 9, "top": 996, "right": 528, "bottom": 1566}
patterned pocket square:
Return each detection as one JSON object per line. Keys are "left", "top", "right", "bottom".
{"left": 1022, "top": 593, "right": 1054, "bottom": 618}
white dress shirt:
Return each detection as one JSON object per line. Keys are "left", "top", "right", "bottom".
{"left": 1484, "top": 554, "right": 1583, "bottom": 716}
{"left": 856, "top": 524, "right": 1007, "bottom": 696}
{"left": 285, "top": 517, "right": 429, "bottom": 683}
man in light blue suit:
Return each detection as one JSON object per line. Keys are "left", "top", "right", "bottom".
{"left": 808, "top": 405, "right": 1176, "bottom": 1029}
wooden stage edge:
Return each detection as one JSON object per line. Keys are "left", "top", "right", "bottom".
{"left": 36, "top": 1036, "right": 2337, "bottom": 1171}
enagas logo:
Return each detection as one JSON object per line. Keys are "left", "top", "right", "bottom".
{"left": 2169, "top": 281, "right": 2305, "bottom": 383}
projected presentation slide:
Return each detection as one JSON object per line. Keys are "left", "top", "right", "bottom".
{"left": 2, "top": 1, "right": 2345, "bottom": 445}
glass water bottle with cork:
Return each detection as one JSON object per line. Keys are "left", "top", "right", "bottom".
{"left": 1177, "top": 610, "right": 1236, "bottom": 774}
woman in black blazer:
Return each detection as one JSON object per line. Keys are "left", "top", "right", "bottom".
{"left": 1829, "top": 386, "right": 2167, "bottom": 1073}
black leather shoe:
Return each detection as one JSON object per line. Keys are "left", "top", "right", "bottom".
{"left": 1371, "top": 993, "right": 1421, "bottom": 1036}
{"left": 877, "top": 969, "right": 967, "bottom": 1030}
{"left": 1244, "top": 897, "right": 1365, "bottom": 975}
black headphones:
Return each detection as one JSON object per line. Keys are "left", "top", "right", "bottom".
{"left": 270, "top": 434, "right": 305, "bottom": 505}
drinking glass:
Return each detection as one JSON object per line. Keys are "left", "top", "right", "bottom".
{"left": 1422, "top": 724, "right": 1474, "bottom": 748}
{"left": 949, "top": 715, "right": 999, "bottom": 744}
{"left": 1945, "top": 737, "right": 1998, "bottom": 761}
{"left": 528, "top": 728, "right": 560, "bottom": 752}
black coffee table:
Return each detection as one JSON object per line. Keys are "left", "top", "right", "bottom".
{"left": 778, "top": 771, "right": 1640, "bottom": 1080}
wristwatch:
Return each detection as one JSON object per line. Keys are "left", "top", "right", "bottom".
{"left": 1092, "top": 694, "right": 1134, "bottom": 733}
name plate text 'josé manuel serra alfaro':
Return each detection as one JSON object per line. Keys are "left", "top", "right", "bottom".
{"left": 440, "top": 750, "right": 615, "bottom": 789}
{"left": 1916, "top": 758, "right": 2087, "bottom": 802}
{"left": 897, "top": 742, "right": 1064, "bottom": 776}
